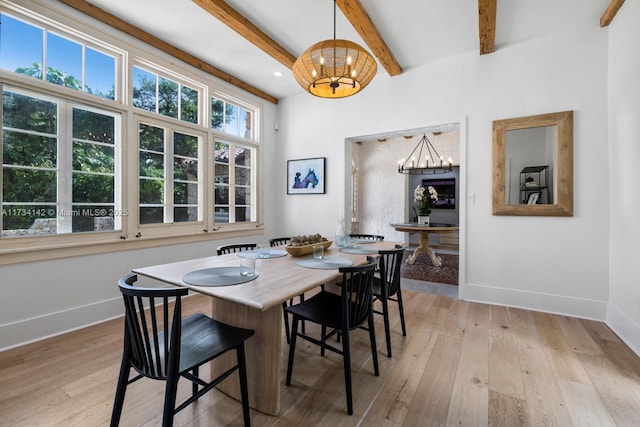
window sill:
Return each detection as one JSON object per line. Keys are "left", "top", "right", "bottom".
{"left": 0, "top": 226, "right": 265, "bottom": 266}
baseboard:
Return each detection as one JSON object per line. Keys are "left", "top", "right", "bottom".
{"left": 0, "top": 297, "right": 124, "bottom": 352}
{"left": 461, "top": 282, "right": 608, "bottom": 321}
{"left": 463, "top": 284, "right": 640, "bottom": 357}
{"left": 606, "top": 303, "right": 640, "bottom": 357}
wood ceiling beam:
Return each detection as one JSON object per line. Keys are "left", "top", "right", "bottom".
{"left": 192, "top": 0, "right": 296, "bottom": 68}
{"left": 600, "top": 0, "right": 625, "bottom": 27}
{"left": 478, "top": 0, "right": 497, "bottom": 55}
{"left": 57, "top": 0, "right": 279, "bottom": 104}
{"left": 336, "top": 0, "right": 403, "bottom": 76}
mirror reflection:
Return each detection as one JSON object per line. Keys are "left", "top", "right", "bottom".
{"left": 505, "top": 126, "right": 556, "bottom": 205}
{"left": 492, "top": 110, "right": 573, "bottom": 216}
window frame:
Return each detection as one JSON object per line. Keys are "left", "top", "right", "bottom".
{"left": 132, "top": 59, "right": 204, "bottom": 125}
{"left": 0, "top": 9, "right": 123, "bottom": 103}
{"left": 134, "top": 115, "right": 207, "bottom": 238}
{"left": 213, "top": 136, "right": 257, "bottom": 226}
{"left": 0, "top": 3, "right": 264, "bottom": 264}
{"left": 0, "top": 82, "right": 125, "bottom": 249}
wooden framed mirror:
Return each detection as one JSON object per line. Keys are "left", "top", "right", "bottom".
{"left": 492, "top": 111, "right": 573, "bottom": 216}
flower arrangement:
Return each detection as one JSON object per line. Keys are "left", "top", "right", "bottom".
{"left": 414, "top": 185, "right": 438, "bottom": 216}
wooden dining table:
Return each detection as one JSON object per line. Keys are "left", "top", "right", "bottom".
{"left": 132, "top": 240, "right": 402, "bottom": 416}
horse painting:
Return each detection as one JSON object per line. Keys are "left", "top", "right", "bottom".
{"left": 293, "top": 169, "right": 319, "bottom": 189}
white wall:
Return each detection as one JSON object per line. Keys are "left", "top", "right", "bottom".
{"left": 278, "top": 23, "right": 610, "bottom": 321}
{"left": 606, "top": 1, "right": 640, "bottom": 355}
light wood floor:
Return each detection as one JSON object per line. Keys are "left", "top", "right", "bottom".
{"left": 2, "top": 290, "right": 640, "bottom": 426}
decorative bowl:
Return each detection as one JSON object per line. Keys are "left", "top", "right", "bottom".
{"left": 284, "top": 240, "right": 332, "bottom": 257}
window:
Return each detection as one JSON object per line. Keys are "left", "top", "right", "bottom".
{"left": 138, "top": 122, "right": 202, "bottom": 225}
{"left": 211, "top": 96, "right": 253, "bottom": 139}
{"left": 0, "top": 4, "right": 261, "bottom": 259}
{"left": 133, "top": 66, "right": 199, "bottom": 124}
{"left": 2, "top": 88, "right": 120, "bottom": 237}
{"left": 214, "top": 140, "right": 254, "bottom": 223}
{"left": 0, "top": 13, "right": 117, "bottom": 100}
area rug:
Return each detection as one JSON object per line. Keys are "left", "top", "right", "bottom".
{"left": 400, "top": 250, "right": 459, "bottom": 285}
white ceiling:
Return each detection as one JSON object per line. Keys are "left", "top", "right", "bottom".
{"left": 84, "top": 0, "right": 610, "bottom": 101}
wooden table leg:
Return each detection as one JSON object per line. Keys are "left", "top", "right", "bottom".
{"left": 406, "top": 231, "right": 442, "bottom": 267}
{"left": 211, "top": 299, "right": 282, "bottom": 416}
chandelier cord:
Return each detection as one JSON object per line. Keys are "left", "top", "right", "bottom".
{"left": 333, "top": 0, "right": 337, "bottom": 41}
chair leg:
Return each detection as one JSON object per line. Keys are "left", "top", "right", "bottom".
{"left": 341, "top": 328, "right": 353, "bottom": 415}
{"left": 110, "top": 357, "right": 131, "bottom": 427}
{"left": 162, "top": 371, "right": 180, "bottom": 427}
{"left": 381, "top": 297, "right": 392, "bottom": 358}
{"left": 299, "top": 294, "right": 306, "bottom": 334}
{"left": 237, "top": 344, "right": 252, "bottom": 427}
{"left": 192, "top": 366, "right": 199, "bottom": 396}
{"left": 320, "top": 325, "right": 327, "bottom": 356}
{"left": 367, "top": 312, "right": 380, "bottom": 377}
{"left": 285, "top": 316, "right": 299, "bottom": 386}
{"left": 282, "top": 302, "right": 290, "bottom": 344}
{"left": 396, "top": 288, "right": 407, "bottom": 336}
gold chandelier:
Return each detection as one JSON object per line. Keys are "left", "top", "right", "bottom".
{"left": 292, "top": 0, "right": 377, "bottom": 98}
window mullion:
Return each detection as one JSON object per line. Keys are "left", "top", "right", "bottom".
{"left": 57, "top": 102, "right": 72, "bottom": 233}
{"left": 228, "top": 142, "right": 235, "bottom": 223}
{"left": 165, "top": 128, "right": 174, "bottom": 223}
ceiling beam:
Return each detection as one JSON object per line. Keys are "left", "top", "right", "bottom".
{"left": 478, "top": 0, "right": 497, "bottom": 55}
{"left": 57, "top": 0, "right": 279, "bottom": 104}
{"left": 600, "top": 0, "right": 625, "bottom": 27}
{"left": 336, "top": 0, "right": 403, "bottom": 76}
{"left": 191, "top": 0, "right": 296, "bottom": 68}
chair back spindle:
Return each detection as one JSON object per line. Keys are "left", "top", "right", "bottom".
{"left": 217, "top": 243, "right": 258, "bottom": 255}
{"left": 340, "top": 257, "right": 377, "bottom": 329}
{"left": 348, "top": 233, "right": 384, "bottom": 241}
{"left": 119, "top": 276, "right": 188, "bottom": 380}
{"left": 269, "top": 237, "right": 291, "bottom": 247}
{"left": 377, "top": 245, "right": 404, "bottom": 298}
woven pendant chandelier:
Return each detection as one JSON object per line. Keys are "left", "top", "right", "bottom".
{"left": 292, "top": 0, "right": 377, "bottom": 98}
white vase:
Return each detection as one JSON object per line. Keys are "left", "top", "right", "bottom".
{"left": 418, "top": 215, "right": 430, "bottom": 226}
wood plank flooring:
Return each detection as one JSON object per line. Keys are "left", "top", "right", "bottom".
{"left": 1, "top": 290, "right": 640, "bottom": 426}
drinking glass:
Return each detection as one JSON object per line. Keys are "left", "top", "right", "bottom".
{"left": 312, "top": 244, "right": 324, "bottom": 260}
{"left": 240, "top": 256, "right": 255, "bottom": 276}
{"left": 258, "top": 244, "right": 270, "bottom": 258}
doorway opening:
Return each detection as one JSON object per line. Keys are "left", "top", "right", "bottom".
{"left": 345, "top": 121, "right": 465, "bottom": 297}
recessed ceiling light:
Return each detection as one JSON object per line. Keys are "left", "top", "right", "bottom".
{"left": 274, "top": 71, "right": 283, "bottom": 77}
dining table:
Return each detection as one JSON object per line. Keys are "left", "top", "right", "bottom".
{"left": 132, "top": 239, "right": 402, "bottom": 416}
{"left": 391, "top": 222, "right": 459, "bottom": 267}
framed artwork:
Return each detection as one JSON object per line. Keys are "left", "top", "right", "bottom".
{"left": 287, "top": 157, "right": 326, "bottom": 194}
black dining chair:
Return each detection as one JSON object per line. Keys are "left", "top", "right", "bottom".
{"left": 111, "top": 274, "right": 254, "bottom": 427}
{"left": 372, "top": 245, "right": 406, "bottom": 357}
{"left": 348, "top": 233, "right": 385, "bottom": 241}
{"left": 216, "top": 243, "right": 258, "bottom": 255}
{"left": 268, "top": 237, "right": 305, "bottom": 343}
{"left": 285, "top": 257, "right": 379, "bottom": 415}
{"left": 268, "top": 237, "right": 291, "bottom": 247}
